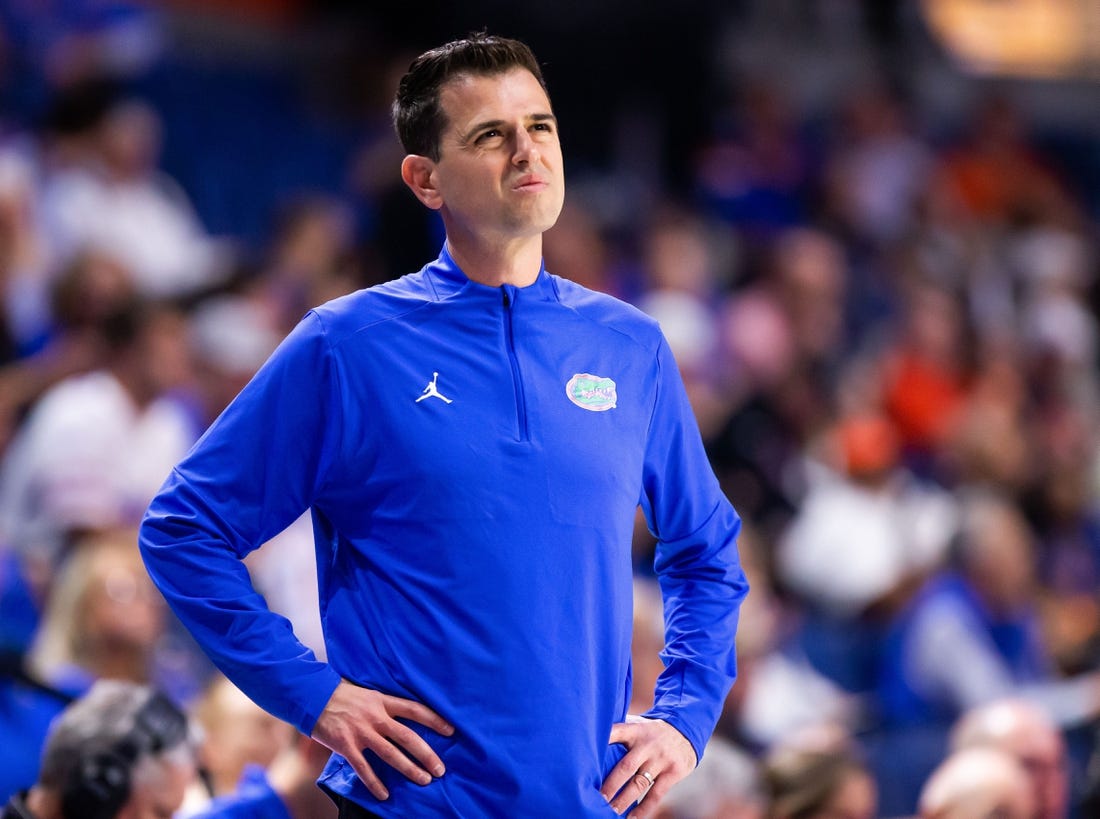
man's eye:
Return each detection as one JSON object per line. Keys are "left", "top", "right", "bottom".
{"left": 478, "top": 130, "right": 502, "bottom": 142}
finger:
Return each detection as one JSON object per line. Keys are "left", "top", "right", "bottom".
{"left": 385, "top": 695, "right": 455, "bottom": 735}
{"left": 345, "top": 748, "right": 389, "bottom": 801}
{"left": 607, "top": 721, "right": 637, "bottom": 747}
{"left": 599, "top": 748, "right": 643, "bottom": 802}
{"left": 388, "top": 721, "right": 447, "bottom": 777}
{"left": 367, "top": 735, "right": 436, "bottom": 786}
{"left": 631, "top": 776, "right": 677, "bottom": 819}
{"left": 608, "top": 769, "right": 655, "bottom": 815}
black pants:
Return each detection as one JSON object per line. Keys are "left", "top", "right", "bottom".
{"left": 333, "top": 794, "right": 383, "bottom": 819}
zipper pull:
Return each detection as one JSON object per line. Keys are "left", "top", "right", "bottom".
{"left": 502, "top": 288, "right": 511, "bottom": 308}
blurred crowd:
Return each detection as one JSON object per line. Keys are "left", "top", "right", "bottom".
{"left": 1, "top": 2, "right": 1100, "bottom": 818}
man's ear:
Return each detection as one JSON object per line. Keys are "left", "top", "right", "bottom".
{"left": 400, "top": 154, "right": 443, "bottom": 210}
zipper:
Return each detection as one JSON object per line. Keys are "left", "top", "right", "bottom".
{"left": 502, "top": 286, "right": 529, "bottom": 442}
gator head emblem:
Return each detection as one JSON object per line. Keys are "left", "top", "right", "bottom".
{"left": 566, "top": 373, "right": 617, "bottom": 411}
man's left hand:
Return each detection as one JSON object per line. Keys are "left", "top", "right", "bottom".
{"left": 600, "top": 715, "right": 697, "bottom": 816}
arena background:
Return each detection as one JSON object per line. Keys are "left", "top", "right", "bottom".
{"left": 2, "top": 1, "right": 1100, "bottom": 816}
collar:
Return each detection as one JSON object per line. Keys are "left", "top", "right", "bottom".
{"left": 426, "top": 244, "right": 558, "bottom": 303}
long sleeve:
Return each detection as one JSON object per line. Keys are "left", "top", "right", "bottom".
{"left": 638, "top": 338, "right": 748, "bottom": 763}
{"left": 139, "top": 312, "right": 343, "bottom": 735}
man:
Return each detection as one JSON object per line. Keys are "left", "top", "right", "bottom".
{"left": 0, "top": 290, "right": 195, "bottom": 564}
{"left": 1, "top": 680, "right": 198, "bottom": 819}
{"left": 139, "top": 33, "right": 747, "bottom": 818}
{"left": 950, "top": 698, "right": 1068, "bottom": 819}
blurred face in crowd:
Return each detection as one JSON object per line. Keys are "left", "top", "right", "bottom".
{"left": 966, "top": 502, "right": 1036, "bottom": 615}
{"left": 812, "top": 767, "right": 877, "bottom": 819}
{"left": 51, "top": 251, "right": 136, "bottom": 330}
{"left": 117, "top": 753, "right": 195, "bottom": 819}
{"left": 80, "top": 541, "right": 164, "bottom": 657}
{"left": 197, "top": 677, "right": 293, "bottom": 794}
{"left": 953, "top": 701, "right": 1068, "bottom": 819}
{"left": 919, "top": 748, "right": 1036, "bottom": 819}
{"left": 136, "top": 305, "right": 193, "bottom": 398}
{"left": 644, "top": 216, "right": 714, "bottom": 295}
{"left": 99, "top": 101, "right": 162, "bottom": 180}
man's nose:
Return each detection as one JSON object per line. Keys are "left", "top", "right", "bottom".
{"left": 513, "top": 128, "right": 540, "bottom": 166}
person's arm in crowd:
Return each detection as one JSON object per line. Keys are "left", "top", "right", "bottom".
{"left": 601, "top": 336, "right": 749, "bottom": 815}
{"left": 911, "top": 595, "right": 1100, "bottom": 726}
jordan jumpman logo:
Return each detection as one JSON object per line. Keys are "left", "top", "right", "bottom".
{"left": 415, "top": 372, "right": 453, "bottom": 404}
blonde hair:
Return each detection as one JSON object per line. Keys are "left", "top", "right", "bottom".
{"left": 27, "top": 528, "right": 154, "bottom": 680}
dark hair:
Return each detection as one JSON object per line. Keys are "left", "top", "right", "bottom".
{"left": 392, "top": 32, "right": 547, "bottom": 161}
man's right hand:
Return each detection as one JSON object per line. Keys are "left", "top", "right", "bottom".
{"left": 311, "top": 679, "right": 455, "bottom": 801}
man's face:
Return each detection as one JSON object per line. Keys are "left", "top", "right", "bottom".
{"left": 430, "top": 67, "right": 564, "bottom": 245}
{"left": 116, "top": 757, "right": 194, "bottom": 819}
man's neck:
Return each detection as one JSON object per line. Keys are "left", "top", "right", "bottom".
{"left": 445, "top": 233, "right": 543, "bottom": 288}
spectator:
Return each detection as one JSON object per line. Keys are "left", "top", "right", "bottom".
{"left": 0, "top": 249, "right": 135, "bottom": 454}
{"left": 931, "top": 94, "right": 1081, "bottom": 230}
{"left": 940, "top": 339, "right": 1033, "bottom": 497}
{"left": 881, "top": 280, "right": 971, "bottom": 464}
{"left": 180, "top": 674, "right": 293, "bottom": 814}
{"left": 543, "top": 197, "right": 626, "bottom": 299}
{"left": 24, "top": 530, "right": 187, "bottom": 701}
{"left": 868, "top": 490, "right": 1100, "bottom": 813}
{"left": 0, "top": 679, "right": 198, "bottom": 819}
{"left": 769, "top": 228, "right": 849, "bottom": 373}
{"left": 0, "top": 296, "right": 195, "bottom": 564}
{"left": 253, "top": 196, "right": 361, "bottom": 337}
{"left": 707, "top": 228, "right": 850, "bottom": 542}
{"left": 635, "top": 206, "right": 731, "bottom": 437}
{"left": 38, "top": 92, "right": 230, "bottom": 299}
{"left": 0, "top": 653, "right": 71, "bottom": 804}
{"left": 0, "top": 2, "right": 163, "bottom": 98}
{"left": 189, "top": 735, "right": 336, "bottom": 819}
{"left": 762, "top": 724, "right": 877, "bottom": 819}
{"left": 822, "top": 82, "right": 933, "bottom": 246}
{"left": 0, "top": 135, "right": 48, "bottom": 358}
{"left": 950, "top": 698, "right": 1068, "bottom": 819}
{"left": 877, "top": 491, "right": 1100, "bottom": 729}
{"left": 720, "top": 525, "right": 858, "bottom": 751}
{"left": 187, "top": 294, "right": 283, "bottom": 425}
{"left": 777, "top": 412, "right": 957, "bottom": 622}
{"left": 918, "top": 747, "right": 1034, "bottom": 819}
{"left": 693, "top": 80, "right": 814, "bottom": 238}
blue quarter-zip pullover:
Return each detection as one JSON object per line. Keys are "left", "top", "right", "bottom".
{"left": 139, "top": 247, "right": 747, "bottom": 817}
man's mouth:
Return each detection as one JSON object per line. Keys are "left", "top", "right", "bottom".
{"left": 512, "top": 175, "right": 548, "bottom": 192}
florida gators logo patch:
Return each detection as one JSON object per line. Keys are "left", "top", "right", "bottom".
{"left": 566, "top": 373, "right": 617, "bottom": 411}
